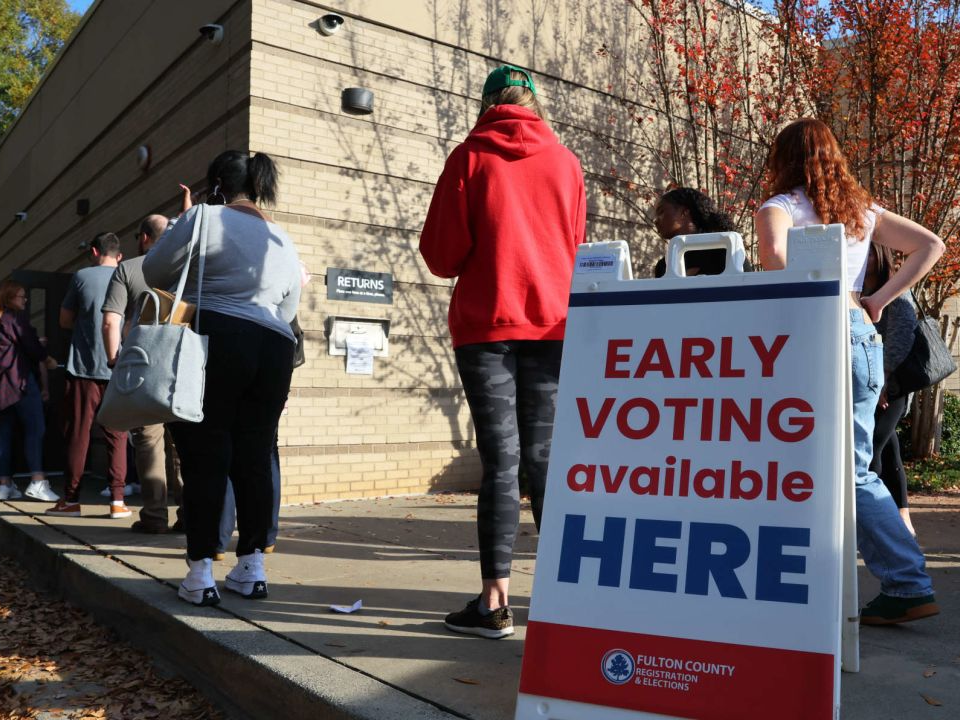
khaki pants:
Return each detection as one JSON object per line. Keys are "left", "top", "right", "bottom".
{"left": 131, "top": 424, "right": 182, "bottom": 527}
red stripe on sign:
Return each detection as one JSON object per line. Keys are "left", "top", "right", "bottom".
{"left": 519, "top": 621, "right": 834, "bottom": 720}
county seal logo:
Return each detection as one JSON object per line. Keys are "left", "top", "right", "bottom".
{"left": 600, "top": 648, "right": 635, "bottom": 685}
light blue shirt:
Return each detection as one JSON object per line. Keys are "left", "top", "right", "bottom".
{"left": 143, "top": 205, "right": 301, "bottom": 341}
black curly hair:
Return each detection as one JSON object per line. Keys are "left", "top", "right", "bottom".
{"left": 660, "top": 188, "right": 736, "bottom": 233}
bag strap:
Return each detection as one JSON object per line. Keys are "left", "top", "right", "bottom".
{"left": 194, "top": 201, "right": 208, "bottom": 332}
{"left": 910, "top": 288, "right": 934, "bottom": 325}
{"left": 168, "top": 204, "right": 203, "bottom": 326}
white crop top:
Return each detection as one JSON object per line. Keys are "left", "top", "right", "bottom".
{"left": 759, "top": 187, "right": 884, "bottom": 291}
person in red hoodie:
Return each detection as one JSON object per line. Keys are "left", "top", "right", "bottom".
{"left": 420, "top": 64, "right": 586, "bottom": 639}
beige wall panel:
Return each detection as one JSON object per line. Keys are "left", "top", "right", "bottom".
{"left": 279, "top": 388, "right": 473, "bottom": 446}
{"left": 0, "top": 61, "right": 252, "bottom": 277}
{"left": 248, "top": 26, "right": 664, "bottom": 155}
{"left": 0, "top": 0, "right": 246, "bottom": 228}
{"left": 278, "top": 445, "right": 480, "bottom": 501}
{"left": 285, "top": 0, "right": 628, "bottom": 96}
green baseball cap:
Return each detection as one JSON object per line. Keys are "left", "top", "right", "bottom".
{"left": 483, "top": 64, "right": 537, "bottom": 97}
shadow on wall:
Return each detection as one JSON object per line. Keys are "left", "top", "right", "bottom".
{"left": 307, "top": 0, "right": 690, "bottom": 492}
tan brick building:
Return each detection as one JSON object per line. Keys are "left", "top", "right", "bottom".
{"left": 2, "top": 0, "right": 952, "bottom": 502}
{"left": 0, "top": 0, "right": 677, "bottom": 502}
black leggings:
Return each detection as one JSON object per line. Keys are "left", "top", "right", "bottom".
{"left": 172, "top": 312, "right": 294, "bottom": 560}
{"left": 455, "top": 340, "right": 563, "bottom": 580}
{"left": 870, "top": 393, "right": 909, "bottom": 509}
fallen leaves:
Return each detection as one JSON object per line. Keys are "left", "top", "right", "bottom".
{"left": 920, "top": 693, "right": 943, "bottom": 706}
{"left": 453, "top": 677, "right": 480, "bottom": 685}
{"left": 0, "top": 562, "right": 224, "bottom": 719}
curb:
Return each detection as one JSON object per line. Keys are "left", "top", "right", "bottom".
{"left": 0, "top": 506, "right": 462, "bottom": 720}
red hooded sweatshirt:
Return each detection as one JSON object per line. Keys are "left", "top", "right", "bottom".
{"left": 419, "top": 105, "right": 586, "bottom": 348}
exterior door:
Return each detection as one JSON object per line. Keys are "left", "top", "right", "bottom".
{"left": 11, "top": 269, "right": 74, "bottom": 474}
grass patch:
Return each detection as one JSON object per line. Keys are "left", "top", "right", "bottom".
{"left": 905, "top": 455, "right": 960, "bottom": 493}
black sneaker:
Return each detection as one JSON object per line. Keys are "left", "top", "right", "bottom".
{"left": 860, "top": 593, "right": 939, "bottom": 625}
{"left": 444, "top": 597, "right": 514, "bottom": 639}
{"left": 131, "top": 520, "right": 169, "bottom": 534}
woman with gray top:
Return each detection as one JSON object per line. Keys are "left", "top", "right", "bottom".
{"left": 864, "top": 245, "right": 919, "bottom": 537}
{"left": 143, "top": 150, "right": 301, "bottom": 606}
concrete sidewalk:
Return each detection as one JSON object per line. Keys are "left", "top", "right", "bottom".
{"left": 1, "top": 489, "right": 957, "bottom": 720}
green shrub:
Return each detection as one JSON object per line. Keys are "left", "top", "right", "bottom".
{"left": 898, "top": 391, "right": 960, "bottom": 492}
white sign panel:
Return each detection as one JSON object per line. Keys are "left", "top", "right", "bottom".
{"left": 517, "top": 232, "right": 847, "bottom": 720}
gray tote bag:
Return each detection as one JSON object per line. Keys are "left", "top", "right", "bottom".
{"left": 97, "top": 205, "right": 210, "bottom": 431}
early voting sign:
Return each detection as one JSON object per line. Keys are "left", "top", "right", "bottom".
{"left": 517, "top": 229, "right": 848, "bottom": 720}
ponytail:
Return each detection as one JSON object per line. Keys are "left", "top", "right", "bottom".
{"left": 247, "top": 153, "right": 278, "bottom": 206}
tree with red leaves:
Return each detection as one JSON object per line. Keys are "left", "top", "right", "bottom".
{"left": 776, "top": 0, "right": 960, "bottom": 456}
{"left": 593, "top": 0, "right": 809, "bottom": 255}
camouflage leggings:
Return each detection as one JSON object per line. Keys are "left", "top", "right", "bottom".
{"left": 455, "top": 340, "right": 563, "bottom": 580}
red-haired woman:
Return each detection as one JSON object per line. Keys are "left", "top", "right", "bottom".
{"left": 0, "top": 280, "right": 59, "bottom": 502}
{"left": 756, "top": 118, "right": 943, "bottom": 625}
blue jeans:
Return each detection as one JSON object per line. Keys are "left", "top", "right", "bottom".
{"left": 218, "top": 438, "right": 281, "bottom": 552}
{"left": 0, "top": 374, "right": 45, "bottom": 477}
{"left": 850, "top": 310, "right": 932, "bottom": 598}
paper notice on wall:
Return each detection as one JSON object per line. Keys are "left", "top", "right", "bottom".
{"left": 346, "top": 336, "right": 374, "bottom": 375}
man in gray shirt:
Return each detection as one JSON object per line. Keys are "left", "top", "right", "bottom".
{"left": 101, "top": 215, "right": 183, "bottom": 533}
{"left": 46, "top": 233, "right": 129, "bottom": 519}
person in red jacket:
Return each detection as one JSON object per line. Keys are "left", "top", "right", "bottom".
{"left": 420, "top": 64, "right": 586, "bottom": 639}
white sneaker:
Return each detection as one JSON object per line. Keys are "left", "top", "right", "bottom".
{"left": 24, "top": 479, "right": 59, "bottom": 502}
{"left": 100, "top": 484, "right": 134, "bottom": 498}
{"left": 0, "top": 484, "right": 21, "bottom": 501}
{"left": 225, "top": 550, "right": 268, "bottom": 599}
{"left": 178, "top": 558, "right": 220, "bottom": 606}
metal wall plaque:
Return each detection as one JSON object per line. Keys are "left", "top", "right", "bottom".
{"left": 326, "top": 267, "right": 393, "bottom": 304}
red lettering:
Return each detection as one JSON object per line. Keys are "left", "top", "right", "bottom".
{"left": 664, "top": 397, "right": 698, "bottom": 440}
{"left": 783, "top": 471, "right": 814, "bottom": 501}
{"left": 700, "top": 398, "right": 715, "bottom": 441}
{"left": 768, "top": 398, "right": 815, "bottom": 442}
{"left": 629, "top": 466, "right": 659, "bottom": 495}
{"left": 616, "top": 398, "right": 659, "bottom": 439}
{"left": 605, "top": 339, "right": 632, "bottom": 378}
{"left": 601, "top": 465, "right": 628, "bottom": 493}
{"left": 766, "top": 462, "right": 779, "bottom": 501}
{"left": 730, "top": 461, "right": 763, "bottom": 500}
{"left": 567, "top": 464, "right": 595, "bottom": 492}
{"left": 719, "top": 398, "right": 762, "bottom": 442}
{"left": 750, "top": 335, "right": 790, "bottom": 377}
{"left": 719, "top": 336, "right": 745, "bottom": 377}
{"left": 633, "top": 339, "right": 674, "bottom": 378}
{"left": 693, "top": 468, "right": 725, "bottom": 498}
{"left": 679, "top": 338, "right": 714, "bottom": 378}
{"left": 577, "top": 397, "right": 614, "bottom": 438}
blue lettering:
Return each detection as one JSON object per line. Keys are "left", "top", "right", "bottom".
{"left": 557, "top": 514, "right": 625, "bottom": 587}
{"left": 756, "top": 526, "right": 810, "bottom": 604}
{"left": 684, "top": 522, "right": 749, "bottom": 598}
{"left": 629, "top": 519, "right": 681, "bottom": 592}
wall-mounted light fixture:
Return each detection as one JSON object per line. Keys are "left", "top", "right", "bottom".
{"left": 342, "top": 87, "right": 373, "bottom": 115}
{"left": 14, "top": 211, "right": 27, "bottom": 223}
{"left": 135, "top": 145, "right": 151, "bottom": 171}
{"left": 199, "top": 23, "right": 224, "bottom": 44}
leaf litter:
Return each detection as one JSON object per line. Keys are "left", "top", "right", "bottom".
{"left": 0, "top": 561, "right": 225, "bottom": 719}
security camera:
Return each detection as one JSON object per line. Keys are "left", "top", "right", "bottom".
{"left": 198, "top": 23, "right": 224, "bottom": 44}
{"left": 14, "top": 211, "right": 27, "bottom": 223}
{"left": 318, "top": 13, "right": 344, "bottom": 36}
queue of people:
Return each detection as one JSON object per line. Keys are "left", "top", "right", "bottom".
{"left": 0, "top": 67, "right": 945, "bottom": 629}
